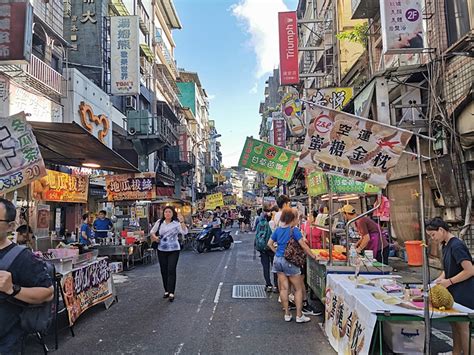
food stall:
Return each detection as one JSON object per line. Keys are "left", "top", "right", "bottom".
{"left": 305, "top": 171, "right": 392, "bottom": 301}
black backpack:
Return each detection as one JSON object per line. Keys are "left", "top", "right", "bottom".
{"left": 0, "top": 245, "right": 55, "bottom": 334}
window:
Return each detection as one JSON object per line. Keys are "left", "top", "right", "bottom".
{"left": 445, "top": 0, "right": 471, "bottom": 46}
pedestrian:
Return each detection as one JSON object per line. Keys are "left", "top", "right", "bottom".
{"left": 238, "top": 208, "right": 244, "bottom": 232}
{"left": 150, "top": 206, "right": 188, "bottom": 302}
{"left": 79, "top": 213, "right": 93, "bottom": 246}
{"left": 267, "top": 208, "right": 318, "bottom": 323}
{"left": 93, "top": 210, "right": 114, "bottom": 240}
{"left": 426, "top": 217, "right": 474, "bottom": 355}
{"left": 268, "top": 205, "right": 280, "bottom": 232}
{"left": 302, "top": 210, "right": 322, "bottom": 249}
{"left": 255, "top": 212, "right": 278, "bottom": 292}
{"left": 274, "top": 195, "right": 290, "bottom": 228}
{"left": 0, "top": 198, "right": 54, "bottom": 353}
{"left": 15, "top": 225, "right": 34, "bottom": 249}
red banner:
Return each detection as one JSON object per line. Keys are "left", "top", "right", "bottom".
{"left": 0, "top": 2, "right": 33, "bottom": 64}
{"left": 278, "top": 11, "right": 299, "bottom": 85}
{"left": 273, "top": 119, "right": 287, "bottom": 147}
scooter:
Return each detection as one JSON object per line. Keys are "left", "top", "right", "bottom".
{"left": 196, "top": 225, "right": 233, "bottom": 253}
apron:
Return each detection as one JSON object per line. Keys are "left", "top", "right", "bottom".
{"left": 366, "top": 231, "right": 388, "bottom": 255}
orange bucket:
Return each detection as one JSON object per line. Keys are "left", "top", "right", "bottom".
{"left": 405, "top": 240, "right": 423, "bottom": 266}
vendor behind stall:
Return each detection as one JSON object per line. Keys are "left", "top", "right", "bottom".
{"left": 80, "top": 213, "right": 93, "bottom": 246}
{"left": 340, "top": 205, "right": 389, "bottom": 264}
{"left": 93, "top": 210, "right": 114, "bottom": 239}
{"left": 15, "top": 225, "right": 34, "bottom": 249}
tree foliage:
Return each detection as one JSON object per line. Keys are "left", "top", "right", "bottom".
{"left": 336, "top": 23, "right": 369, "bottom": 46}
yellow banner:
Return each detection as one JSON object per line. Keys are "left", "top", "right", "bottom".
{"left": 33, "top": 169, "right": 89, "bottom": 203}
{"left": 205, "top": 192, "right": 224, "bottom": 210}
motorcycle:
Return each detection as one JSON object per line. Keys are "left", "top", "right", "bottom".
{"left": 195, "top": 224, "right": 233, "bottom": 253}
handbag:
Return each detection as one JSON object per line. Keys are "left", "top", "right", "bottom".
{"left": 284, "top": 227, "right": 306, "bottom": 268}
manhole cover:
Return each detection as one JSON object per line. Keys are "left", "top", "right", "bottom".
{"left": 232, "top": 285, "right": 267, "bottom": 299}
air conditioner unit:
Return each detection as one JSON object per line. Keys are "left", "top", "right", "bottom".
{"left": 125, "top": 96, "right": 137, "bottom": 110}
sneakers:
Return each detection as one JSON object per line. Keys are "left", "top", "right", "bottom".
{"left": 284, "top": 314, "right": 292, "bottom": 322}
{"left": 288, "top": 300, "right": 296, "bottom": 310}
{"left": 265, "top": 285, "right": 273, "bottom": 292}
{"left": 296, "top": 315, "right": 311, "bottom": 323}
{"left": 302, "top": 302, "right": 323, "bottom": 316}
{"left": 272, "top": 286, "right": 279, "bottom": 293}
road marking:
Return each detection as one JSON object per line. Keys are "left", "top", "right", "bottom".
{"left": 174, "top": 343, "right": 184, "bottom": 355}
{"left": 196, "top": 298, "right": 205, "bottom": 313}
{"left": 432, "top": 328, "right": 453, "bottom": 347}
{"left": 214, "top": 282, "right": 223, "bottom": 303}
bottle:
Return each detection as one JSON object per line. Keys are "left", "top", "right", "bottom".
{"left": 349, "top": 244, "right": 357, "bottom": 266}
{"left": 404, "top": 284, "right": 411, "bottom": 301}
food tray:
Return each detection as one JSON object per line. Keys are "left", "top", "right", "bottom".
{"left": 47, "top": 257, "right": 74, "bottom": 274}
{"left": 73, "top": 249, "right": 99, "bottom": 266}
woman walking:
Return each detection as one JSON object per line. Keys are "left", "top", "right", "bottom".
{"left": 150, "top": 206, "right": 188, "bottom": 302}
{"left": 255, "top": 212, "right": 278, "bottom": 292}
{"left": 426, "top": 218, "right": 474, "bottom": 355}
{"left": 267, "top": 208, "right": 317, "bottom": 323}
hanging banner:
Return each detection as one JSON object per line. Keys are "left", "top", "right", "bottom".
{"left": 239, "top": 137, "right": 299, "bottom": 182}
{"left": 306, "top": 171, "right": 380, "bottom": 196}
{"left": 380, "top": 0, "right": 424, "bottom": 54}
{"left": 0, "top": 112, "right": 46, "bottom": 195}
{"left": 300, "top": 105, "right": 412, "bottom": 188}
{"left": 61, "top": 259, "right": 113, "bottom": 326}
{"left": 278, "top": 11, "right": 299, "bottom": 85}
{"left": 281, "top": 93, "right": 305, "bottom": 137}
{"left": 105, "top": 172, "right": 155, "bottom": 201}
{"left": 273, "top": 119, "right": 287, "bottom": 147}
{"left": 223, "top": 195, "right": 237, "bottom": 209}
{"left": 205, "top": 192, "right": 224, "bottom": 210}
{"left": 110, "top": 16, "right": 140, "bottom": 95}
{"left": 33, "top": 170, "right": 89, "bottom": 203}
{"left": 306, "top": 171, "right": 328, "bottom": 197}
{"left": 307, "top": 88, "right": 353, "bottom": 111}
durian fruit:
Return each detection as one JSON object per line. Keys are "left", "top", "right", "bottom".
{"left": 430, "top": 284, "right": 454, "bottom": 310}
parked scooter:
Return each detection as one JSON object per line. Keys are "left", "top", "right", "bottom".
{"left": 196, "top": 225, "right": 233, "bottom": 253}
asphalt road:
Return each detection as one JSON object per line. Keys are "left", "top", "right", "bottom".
{"left": 29, "top": 229, "right": 335, "bottom": 355}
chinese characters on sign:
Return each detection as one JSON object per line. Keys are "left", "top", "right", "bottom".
{"left": 306, "top": 88, "right": 353, "bottom": 111}
{"left": 0, "top": 112, "right": 46, "bottom": 195}
{"left": 205, "top": 192, "right": 224, "bottom": 210}
{"left": 105, "top": 173, "right": 155, "bottom": 201}
{"left": 273, "top": 119, "right": 287, "bottom": 147}
{"left": 110, "top": 16, "right": 140, "bottom": 95}
{"left": 0, "top": 2, "right": 33, "bottom": 63}
{"left": 380, "top": 0, "right": 424, "bottom": 54}
{"left": 239, "top": 137, "right": 299, "bottom": 182}
{"left": 32, "top": 170, "right": 89, "bottom": 203}
{"left": 299, "top": 105, "right": 412, "bottom": 188}
{"left": 278, "top": 12, "right": 299, "bottom": 85}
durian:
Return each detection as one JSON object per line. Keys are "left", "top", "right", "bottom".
{"left": 430, "top": 284, "right": 454, "bottom": 310}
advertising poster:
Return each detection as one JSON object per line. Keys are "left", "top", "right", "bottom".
{"left": 110, "top": 16, "right": 140, "bottom": 95}
{"left": 273, "top": 119, "right": 287, "bottom": 147}
{"left": 306, "top": 171, "right": 328, "bottom": 197}
{"left": 0, "top": 112, "right": 46, "bottom": 195}
{"left": 105, "top": 172, "right": 155, "bottom": 201}
{"left": 205, "top": 192, "right": 224, "bottom": 210}
{"left": 299, "top": 105, "right": 412, "bottom": 188}
{"left": 223, "top": 195, "right": 237, "bottom": 210}
{"left": 61, "top": 259, "right": 113, "bottom": 326}
{"left": 239, "top": 137, "right": 299, "bottom": 182}
{"left": 306, "top": 171, "right": 380, "bottom": 196}
{"left": 32, "top": 170, "right": 89, "bottom": 203}
{"left": 280, "top": 93, "right": 305, "bottom": 137}
{"left": 278, "top": 11, "right": 299, "bottom": 85}
{"left": 380, "top": 0, "right": 424, "bottom": 54}
{"left": 306, "top": 87, "right": 353, "bottom": 111}
{"left": 264, "top": 175, "right": 278, "bottom": 188}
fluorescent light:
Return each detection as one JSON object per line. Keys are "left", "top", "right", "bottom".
{"left": 82, "top": 163, "right": 101, "bottom": 168}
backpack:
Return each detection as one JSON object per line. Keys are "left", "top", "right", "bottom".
{"left": 0, "top": 245, "right": 55, "bottom": 334}
{"left": 255, "top": 220, "right": 271, "bottom": 252}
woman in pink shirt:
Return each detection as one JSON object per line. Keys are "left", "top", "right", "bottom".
{"left": 302, "top": 211, "right": 322, "bottom": 249}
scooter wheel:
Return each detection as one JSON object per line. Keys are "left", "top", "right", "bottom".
{"left": 197, "top": 241, "right": 205, "bottom": 253}
{"left": 223, "top": 240, "right": 232, "bottom": 250}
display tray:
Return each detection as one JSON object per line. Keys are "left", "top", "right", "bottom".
{"left": 72, "top": 249, "right": 99, "bottom": 266}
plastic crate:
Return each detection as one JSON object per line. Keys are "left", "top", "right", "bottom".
{"left": 383, "top": 321, "right": 424, "bottom": 354}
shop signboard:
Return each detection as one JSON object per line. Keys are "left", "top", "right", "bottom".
{"left": 306, "top": 171, "right": 380, "bottom": 196}
{"left": 239, "top": 137, "right": 299, "bottom": 182}
{"left": 33, "top": 169, "right": 89, "bottom": 203}
{"left": 281, "top": 93, "right": 305, "bottom": 137}
{"left": 264, "top": 175, "right": 278, "bottom": 188}
{"left": 380, "top": 0, "right": 424, "bottom": 54}
{"left": 110, "top": 16, "right": 140, "bottom": 95}
{"left": 105, "top": 172, "right": 155, "bottom": 201}
{"left": 205, "top": 192, "right": 224, "bottom": 210}
{"left": 223, "top": 195, "right": 237, "bottom": 210}
{"left": 0, "top": 112, "right": 47, "bottom": 195}
{"left": 299, "top": 105, "right": 412, "bottom": 188}
{"left": 0, "top": 1, "right": 33, "bottom": 64}
{"left": 306, "top": 171, "right": 327, "bottom": 197}
{"left": 306, "top": 87, "right": 353, "bottom": 111}
{"left": 61, "top": 259, "right": 113, "bottom": 326}
{"left": 273, "top": 119, "right": 287, "bottom": 147}
{"left": 278, "top": 11, "right": 299, "bottom": 85}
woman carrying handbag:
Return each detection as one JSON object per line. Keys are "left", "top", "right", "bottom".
{"left": 267, "top": 208, "right": 317, "bottom": 323}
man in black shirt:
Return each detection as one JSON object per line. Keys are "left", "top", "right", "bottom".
{"left": 0, "top": 198, "right": 53, "bottom": 353}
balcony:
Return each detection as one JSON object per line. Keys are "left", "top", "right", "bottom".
{"left": 126, "top": 110, "right": 178, "bottom": 147}
{"left": 155, "top": 64, "right": 180, "bottom": 108}
{"left": 164, "top": 146, "right": 195, "bottom": 174}
{"left": 154, "top": 30, "right": 178, "bottom": 78}
{"left": 0, "top": 54, "right": 66, "bottom": 101}
{"left": 155, "top": 158, "right": 175, "bottom": 185}
{"left": 137, "top": 0, "right": 150, "bottom": 35}
{"left": 351, "top": 0, "right": 379, "bottom": 19}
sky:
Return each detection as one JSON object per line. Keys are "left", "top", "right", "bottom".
{"left": 173, "top": 0, "right": 298, "bottom": 167}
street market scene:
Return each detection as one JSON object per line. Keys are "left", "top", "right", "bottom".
{"left": 0, "top": 0, "right": 473, "bottom": 354}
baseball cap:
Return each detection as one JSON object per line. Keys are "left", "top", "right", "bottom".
{"left": 339, "top": 205, "right": 356, "bottom": 214}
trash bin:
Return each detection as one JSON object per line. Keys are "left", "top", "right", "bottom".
{"left": 405, "top": 240, "right": 423, "bottom": 266}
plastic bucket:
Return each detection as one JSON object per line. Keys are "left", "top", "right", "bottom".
{"left": 405, "top": 240, "right": 423, "bottom": 266}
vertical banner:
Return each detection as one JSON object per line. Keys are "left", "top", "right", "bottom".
{"left": 278, "top": 11, "right": 299, "bottom": 85}
{"left": 273, "top": 119, "right": 287, "bottom": 147}
{"left": 0, "top": 1, "right": 33, "bottom": 64}
{"left": 110, "top": 16, "right": 140, "bottom": 95}
{"left": 380, "top": 0, "right": 424, "bottom": 54}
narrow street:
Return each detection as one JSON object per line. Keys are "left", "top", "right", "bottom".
{"left": 31, "top": 229, "right": 334, "bottom": 354}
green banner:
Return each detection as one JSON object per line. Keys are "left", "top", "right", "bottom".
{"left": 306, "top": 172, "right": 380, "bottom": 196}
{"left": 239, "top": 137, "right": 298, "bottom": 182}
{"left": 307, "top": 171, "right": 328, "bottom": 196}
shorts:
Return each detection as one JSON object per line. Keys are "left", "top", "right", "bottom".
{"left": 272, "top": 256, "right": 301, "bottom": 276}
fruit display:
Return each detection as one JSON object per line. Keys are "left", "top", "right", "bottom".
{"left": 311, "top": 248, "right": 347, "bottom": 262}
{"left": 429, "top": 284, "right": 454, "bottom": 310}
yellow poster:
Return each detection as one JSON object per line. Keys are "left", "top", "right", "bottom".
{"left": 264, "top": 176, "right": 278, "bottom": 188}
{"left": 205, "top": 192, "right": 224, "bottom": 210}
{"left": 33, "top": 170, "right": 89, "bottom": 203}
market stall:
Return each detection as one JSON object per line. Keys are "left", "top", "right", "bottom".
{"left": 325, "top": 274, "right": 473, "bottom": 354}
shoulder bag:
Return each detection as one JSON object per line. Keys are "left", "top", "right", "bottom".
{"left": 284, "top": 227, "right": 306, "bottom": 268}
